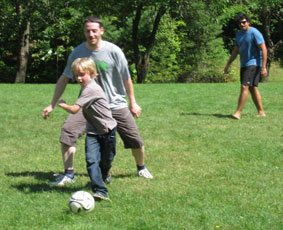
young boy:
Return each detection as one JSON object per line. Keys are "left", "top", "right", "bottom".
{"left": 58, "top": 57, "right": 117, "bottom": 201}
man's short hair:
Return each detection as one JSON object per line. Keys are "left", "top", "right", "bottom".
{"left": 84, "top": 16, "right": 103, "bottom": 28}
{"left": 235, "top": 13, "right": 251, "bottom": 23}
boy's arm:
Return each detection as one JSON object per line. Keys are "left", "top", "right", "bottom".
{"left": 123, "top": 77, "right": 142, "bottom": 118}
{"left": 57, "top": 100, "right": 81, "bottom": 114}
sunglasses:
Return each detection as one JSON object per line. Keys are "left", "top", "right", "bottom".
{"left": 239, "top": 21, "right": 248, "bottom": 25}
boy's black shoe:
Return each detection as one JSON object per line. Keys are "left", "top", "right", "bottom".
{"left": 93, "top": 191, "right": 112, "bottom": 202}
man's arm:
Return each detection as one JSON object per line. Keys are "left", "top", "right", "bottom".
{"left": 224, "top": 46, "right": 239, "bottom": 74}
{"left": 258, "top": 42, "right": 268, "bottom": 77}
{"left": 42, "top": 75, "right": 70, "bottom": 119}
{"left": 123, "top": 77, "right": 142, "bottom": 118}
{"left": 57, "top": 100, "right": 81, "bottom": 114}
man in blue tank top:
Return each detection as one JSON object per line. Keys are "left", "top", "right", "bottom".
{"left": 224, "top": 13, "right": 267, "bottom": 120}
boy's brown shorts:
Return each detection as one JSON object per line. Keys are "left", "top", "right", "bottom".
{"left": 60, "top": 107, "right": 144, "bottom": 149}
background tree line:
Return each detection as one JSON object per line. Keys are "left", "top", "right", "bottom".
{"left": 0, "top": 0, "right": 282, "bottom": 84}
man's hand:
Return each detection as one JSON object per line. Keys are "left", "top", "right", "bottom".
{"left": 42, "top": 105, "right": 53, "bottom": 120}
{"left": 261, "top": 68, "right": 268, "bottom": 78}
{"left": 130, "top": 103, "right": 142, "bottom": 118}
{"left": 224, "top": 65, "right": 230, "bottom": 74}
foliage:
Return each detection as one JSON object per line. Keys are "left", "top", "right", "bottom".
{"left": 142, "top": 13, "right": 181, "bottom": 83}
{"left": 177, "top": 1, "right": 230, "bottom": 83}
{"left": 0, "top": 0, "right": 282, "bottom": 83}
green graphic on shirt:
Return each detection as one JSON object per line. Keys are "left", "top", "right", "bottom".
{"left": 95, "top": 61, "right": 108, "bottom": 73}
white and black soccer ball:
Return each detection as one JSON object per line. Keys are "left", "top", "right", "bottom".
{"left": 69, "top": 191, "right": 95, "bottom": 213}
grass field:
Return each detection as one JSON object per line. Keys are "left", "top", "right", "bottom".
{"left": 0, "top": 74, "right": 282, "bottom": 229}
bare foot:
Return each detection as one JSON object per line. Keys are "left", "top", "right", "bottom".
{"left": 232, "top": 113, "right": 241, "bottom": 120}
{"left": 256, "top": 112, "right": 266, "bottom": 117}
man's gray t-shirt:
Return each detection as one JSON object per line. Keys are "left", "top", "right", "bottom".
{"left": 75, "top": 80, "right": 117, "bottom": 135}
{"left": 63, "top": 41, "right": 131, "bottom": 110}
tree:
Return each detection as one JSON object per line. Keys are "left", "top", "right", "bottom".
{"left": 254, "top": 0, "right": 283, "bottom": 70}
{"left": 132, "top": 3, "right": 166, "bottom": 83}
{"left": 90, "top": 0, "right": 174, "bottom": 83}
{"left": 14, "top": 0, "right": 30, "bottom": 83}
{"left": 176, "top": 0, "right": 229, "bottom": 82}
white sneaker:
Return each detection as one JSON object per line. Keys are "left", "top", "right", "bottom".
{"left": 137, "top": 168, "right": 153, "bottom": 179}
{"left": 49, "top": 174, "right": 75, "bottom": 186}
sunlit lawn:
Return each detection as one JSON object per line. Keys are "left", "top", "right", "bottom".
{"left": 0, "top": 65, "right": 282, "bottom": 229}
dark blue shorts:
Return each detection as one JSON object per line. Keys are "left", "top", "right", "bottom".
{"left": 240, "top": 66, "right": 261, "bottom": 87}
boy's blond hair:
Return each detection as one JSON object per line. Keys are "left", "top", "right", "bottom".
{"left": 71, "top": 58, "right": 97, "bottom": 78}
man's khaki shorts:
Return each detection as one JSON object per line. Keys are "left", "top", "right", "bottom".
{"left": 60, "top": 107, "right": 144, "bottom": 149}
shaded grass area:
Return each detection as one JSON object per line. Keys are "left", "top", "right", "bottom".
{"left": 0, "top": 82, "right": 282, "bottom": 230}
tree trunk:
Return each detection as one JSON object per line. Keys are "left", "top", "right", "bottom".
{"left": 132, "top": 4, "right": 166, "bottom": 83}
{"left": 15, "top": 21, "right": 30, "bottom": 83}
{"left": 260, "top": 8, "right": 273, "bottom": 71}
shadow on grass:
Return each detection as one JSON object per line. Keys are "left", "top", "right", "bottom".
{"left": 180, "top": 112, "right": 233, "bottom": 119}
{"left": 11, "top": 183, "right": 84, "bottom": 193}
{"left": 6, "top": 171, "right": 135, "bottom": 194}
{"left": 6, "top": 171, "right": 89, "bottom": 193}
{"left": 112, "top": 173, "right": 136, "bottom": 179}
{"left": 6, "top": 171, "right": 135, "bottom": 180}
{"left": 5, "top": 171, "right": 88, "bottom": 180}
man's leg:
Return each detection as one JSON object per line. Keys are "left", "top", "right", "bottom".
{"left": 132, "top": 146, "right": 144, "bottom": 167}
{"left": 50, "top": 109, "right": 86, "bottom": 186}
{"left": 233, "top": 84, "right": 249, "bottom": 119}
{"left": 132, "top": 146, "right": 153, "bottom": 179}
{"left": 249, "top": 86, "right": 265, "bottom": 116}
{"left": 62, "top": 144, "right": 76, "bottom": 171}
{"left": 112, "top": 108, "right": 153, "bottom": 179}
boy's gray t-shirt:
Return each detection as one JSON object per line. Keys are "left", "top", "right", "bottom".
{"left": 75, "top": 80, "right": 117, "bottom": 135}
{"left": 63, "top": 41, "right": 131, "bottom": 110}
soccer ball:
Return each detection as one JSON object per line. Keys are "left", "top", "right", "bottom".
{"left": 69, "top": 191, "right": 95, "bottom": 213}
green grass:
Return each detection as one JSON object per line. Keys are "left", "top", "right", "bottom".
{"left": 0, "top": 78, "right": 283, "bottom": 229}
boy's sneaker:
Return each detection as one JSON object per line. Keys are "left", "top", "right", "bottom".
{"left": 93, "top": 191, "right": 112, "bottom": 202}
{"left": 137, "top": 168, "right": 153, "bottom": 179}
{"left": 49, "top": 174, "right": 75, "bottom": 186}
{"left": 103, "top": 172, "right": 112, "bottom": 184}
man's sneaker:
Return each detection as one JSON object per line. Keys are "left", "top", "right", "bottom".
{"left": 137, "top": 168, "right": 153, "bottom": 179}
{"left": 93, "top": 191, "right": 112, "bottom": 202}
{"left": 49, "top": 174, "right": 75, "bottom": 186}
{"left": 103, "top": 172, "right": 112, "bottom": 184}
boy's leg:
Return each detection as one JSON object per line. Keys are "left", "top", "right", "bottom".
{"left": 85, "top": 135, "right": 108, "bottom": 195}
{"left": 100, "top": 128, "right": 117, "bottom": 181}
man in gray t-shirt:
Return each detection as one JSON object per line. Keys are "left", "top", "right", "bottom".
{"left": 42, "top": 16, "right": 153, "bottom": 186}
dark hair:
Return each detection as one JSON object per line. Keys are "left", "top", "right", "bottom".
{"left": 235, "top": 13, "right": 251, "bottom": 24}
{"left": 84, "top": 16, "right": 103, "bottom": 28}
